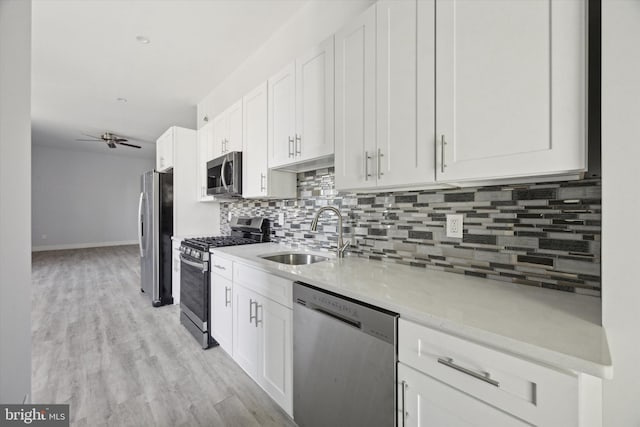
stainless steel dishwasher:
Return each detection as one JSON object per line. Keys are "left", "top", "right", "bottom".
{"left": 293, "top": 281, "right": 398, "bottom": 427}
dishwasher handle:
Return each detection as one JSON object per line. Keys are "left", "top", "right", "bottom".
{"left": 312, "top": 306, "right": 362, "bottom": 329}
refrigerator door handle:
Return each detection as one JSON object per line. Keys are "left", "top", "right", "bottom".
{"left": 137, "top": 192, "right": 144, "bottom": 257}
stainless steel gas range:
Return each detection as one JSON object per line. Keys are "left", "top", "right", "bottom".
{"left": 179, "top": 216, "right": 269, "bottom": 348}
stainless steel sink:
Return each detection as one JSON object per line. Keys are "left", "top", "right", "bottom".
{"left": 260, "top": 253, "right": 329, "bottom": 265}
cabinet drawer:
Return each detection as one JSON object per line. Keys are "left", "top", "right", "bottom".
{"left": 233, "top": 263, "right": 292, "bottom": 308}
{"left": 210, "top": 254, "right": 233, "bottom": 280}
{"left": 398, "top": 319, "right": 578, "bottom": 426}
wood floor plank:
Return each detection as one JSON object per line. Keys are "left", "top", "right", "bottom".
{"left": 32, "top": 245, "right": 297, "bottom": 427}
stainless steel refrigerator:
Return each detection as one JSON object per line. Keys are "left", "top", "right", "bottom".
{"left": 138, "top": 170, "right": 173, "bottom": 307}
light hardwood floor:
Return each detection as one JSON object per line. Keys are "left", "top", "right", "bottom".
{"left": 32, "top": 245, "right": 297, "bottom": 427}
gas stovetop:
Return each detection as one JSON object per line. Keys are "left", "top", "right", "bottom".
{"left": 182, "top": 236, "right": 260, "bottom": 251}
{"left": 180, "top": 216, "right": 269, "bottom": 258}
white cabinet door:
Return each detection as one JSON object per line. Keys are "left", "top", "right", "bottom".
{"left": 212, "top": 112, "right": 226, "bottom": 159}
{"left": 226, "top": 99, "right": 243, "bottom": 153}
{"left": 171, "top": 240, "right": 181, "bottom": 304}
{"left": 398, "top": 363, "right": 528, "bottom": 427}
{"left": 257, "top": 297, "right": 293, "bottom": 416}
{"left": 334, "top": 6, "right": 376, "bottom": 190}
{"left": 377, "top": 0, "right": 435, "bottom": 187}
{"left": 196, "top": 123, "right": 215, "bottom": 201}
{"left": 295, "top": 36, "right": 334, "bottom": 162}
{"left": 435, "top": 0, "right": 586, "bottom": 182}
{"left": 156, "top": 128, "right": 174, "bottom": 172}
{"left": 233, "top": 284, "right": 259, "bottom": 378}
{"left": 210, "top": 273, "right": 233, "bottom": 353}
{"left": 268, "top": 62, "right": 296, "bottom": 168}
{"left": 243, "top": 82, "right": 268, "bottom": 198}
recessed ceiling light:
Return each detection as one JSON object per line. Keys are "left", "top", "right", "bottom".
{"left": 136, "top": 35, "right": 150, "bottom": 44}
{"left": 116, "top": 97, "right": 128, "bottom": 103}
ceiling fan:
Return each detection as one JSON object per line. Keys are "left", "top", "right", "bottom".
{"left": 76, "top": 132, "right": 142, "bottom": 149}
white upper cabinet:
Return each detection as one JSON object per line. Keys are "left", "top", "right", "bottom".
{"left": 243, "top": 82, "right": 296, "bottom": 199}
{"left": 377, "top": 0, "right": 435, "bottom": 187}
{"left": 268, "top": 36, "right": 335, "bottom": 172}
{"left": 212, "top": 99, "right": 244, "bottom": 158}
{"left": 335, "top": 1, "right": 434, "bottom": 191}
{"left": 226, "top": 99, "right": 243, "bottom": 153}
{"left": 295, "top": 36, "right": 335, "bottom": 162}
{"left": 268, "top": 63, "right": 296, "bottom": 169}
{"left": 156, "top": 127, "right": 174, "bottom": 172}
{"left": 334, "top": 6, "right": 376, "bottom": 190}
{"left": 196, "top": 122, "right": 215, "bottom": 201}
{"left": 435, "top": 0, "right": 586, "bottom": 182}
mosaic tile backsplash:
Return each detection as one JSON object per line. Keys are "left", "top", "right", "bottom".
{"left": 221, "top": 168, "right": 601, "bottom": 297}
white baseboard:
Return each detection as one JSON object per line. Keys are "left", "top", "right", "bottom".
{"left": 32, "top": 240, "right": 138, "bottom": 252}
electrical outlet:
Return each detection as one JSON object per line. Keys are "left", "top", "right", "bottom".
{"left": 446, "top": 214, "right": 463, "bottom": 238}
{"left": 278, "top": 212, "right": 285, "bottom": 226}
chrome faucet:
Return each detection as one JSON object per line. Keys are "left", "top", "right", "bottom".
{"left": 310, "top": 206, "right": 351, "bottom": 258}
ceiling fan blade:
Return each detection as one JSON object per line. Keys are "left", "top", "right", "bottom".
{"left": 81, "top": 133, "right": 102, "bottom": 140}
{"left": 113, "top": 137, "right": 129, "bottom": 143}
{"left": 117, "top": 142, "right": 142, "bottom": 149}
{"left": 76, "top": 139, "right": 103, "bottom": 142}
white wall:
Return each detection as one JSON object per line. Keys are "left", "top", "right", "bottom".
{"left": 0, "top": 0, "right": 32, "bottom": 403}
{"left": 602, "top": 1, "right": 640, "bottom": 425}
{"left": 31, "top": 145, "right": 155, "bottom": 250}
{"left": 197, "top": 0, "right": 374, "bottom": 128}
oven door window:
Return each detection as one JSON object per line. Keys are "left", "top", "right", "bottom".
{"left": 180, "top": 259, "right": 208, "bottom": 324}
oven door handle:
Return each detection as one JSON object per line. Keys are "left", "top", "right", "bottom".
{"left": 221, "top": 156, "right": 229, "bottom": 191}
{"left": 180, "top": 255, "right": 208, "bottom": 272}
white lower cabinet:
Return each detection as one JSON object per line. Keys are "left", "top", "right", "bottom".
{"left": 171, "top": 239, "right": 181, "bottom": 304}
{"left": 210, "top": 272, "right": 233, "bottom": 353}
{"left": 231, "top": 267, "right": 293, "bottom": 417}
{"left": 398, "top": 363, "right": 527, "bottom": 427}
{"left": 232, "top": 284, "right": 259, "bottom": 377}
{"left": 398, "top": 319, "right": 602, "bottom": 427}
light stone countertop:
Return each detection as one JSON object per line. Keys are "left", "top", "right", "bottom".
{"left": 211, "top": 242, "right": 612, "bottom": 379}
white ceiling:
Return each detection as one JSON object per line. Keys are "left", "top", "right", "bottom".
{"left": 32, "top": 0, "right": 307, "bottom": 158}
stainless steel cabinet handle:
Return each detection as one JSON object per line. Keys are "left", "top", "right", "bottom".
{"left": 288, "top": 136, "right": 294, "bottom": 158}
{"left": 401, "top": 380, "right": 407, "bottom": 427}
{"left": 364, "top": 151, "right": 372, "bottom": 181}
{"left": 255, "top": 303, "right": 262, "bottom": 327}
{"left": 441, "top": 134, "right": 447, "bottom": 173}
{"left": 260, "top": 173, "right": 266, "bottom": 192}
{"left": 437, "top": 357, "right": 499, "bottom": 387}
{"left": 224, "top": 286, "right": 231, "bottom": 307}
{"left": 249, "top": 298, "right": 256, "bottom": 324}
{"left": 213, "top": 264, "right": 226, "bottom": 271}
{"left": 377, "top": 148, "right": 384, "bottom": 179}
{"left": 295, "top": 134, "right": 301, "bottom": 156}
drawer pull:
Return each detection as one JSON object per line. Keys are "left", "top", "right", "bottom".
{"left": 213, "top": 264, "right": 226, "bottom": 271}
{"left": 437, "top": 357, "right": 499, "bottom": 387}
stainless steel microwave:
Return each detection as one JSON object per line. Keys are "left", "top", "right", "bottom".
{"left": 206, "top": 151, "right": 242, "bottom": 198}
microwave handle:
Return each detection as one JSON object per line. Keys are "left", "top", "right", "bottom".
{"left": 221, "top": 156, "right": 229, "bottom": 191}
